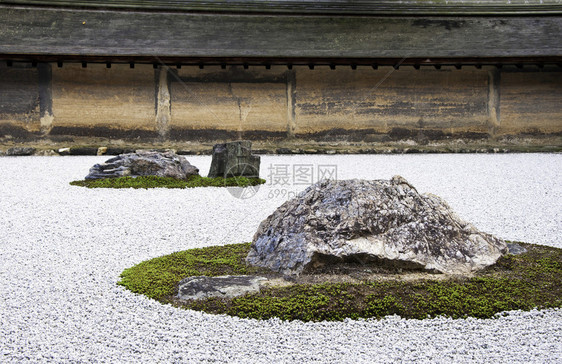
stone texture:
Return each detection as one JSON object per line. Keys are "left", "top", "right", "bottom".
{"left": 6, "top": 147, "right": 36, "bottom": 156}
{"left": 177, "top": 275, "right": 268, "bottom": 300}
{"left": 207, "top": 140, "right": 260, "bottom": 178}
{"left": 58, "top": 147, "right": 71, "bottom": 156}
{"left": 85, "top": 150, "right": 199, "bottom": 180}
{"left": 68, "top": 147, "right": 98, "bottom": 156}
{"left": 507, "top": 242, "right": 527, "bottom": 255}
{"left": 247, "top": 176, "right": 508, "bottom": 276}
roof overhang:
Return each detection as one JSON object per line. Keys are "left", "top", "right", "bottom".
{"left": 0, "top": 3, "right": 561, "bottom": 64}
{"left": 1, "top": 0, "right": 562, "bottom": 16}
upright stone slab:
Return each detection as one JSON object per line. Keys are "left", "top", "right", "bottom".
{"left": 208, "top": 141, "right": 260, "bottom": 178}
{"left": 207, "top": 143, "right": 227, "bottom": 178}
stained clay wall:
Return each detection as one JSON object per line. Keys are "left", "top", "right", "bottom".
{"left": 499, "top": 71, "right": 562, "bottom": 134}
{"left": 49, "top": 63, "right": 157, "bottom": 137}
{"left": 0, "top": 63, "right": 40, "bottom": 130}
{"left": 0, "top": 63, "right": 560, "bottom": 143}
{"left": 169, "top": 66, "right": 289, "bottom": 138}
{"left": 293, "top": 66, "right": 490, "bottom": 135}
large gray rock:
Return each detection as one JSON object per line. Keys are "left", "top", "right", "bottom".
{"left": 247, "top": 176, "right": 508, "bottom": 276}
{"left": 85, "top": 150, "right": 199, "bottom": 180}
{"left": 208, "top": 141, "right": 260, "bottom": 178}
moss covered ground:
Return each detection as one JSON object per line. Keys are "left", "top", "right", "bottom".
{"left": 118, "top": 242, "right": 562, "bottom": 322}
{"left": 70, "top": 175, "right": 266, "bottom": 189}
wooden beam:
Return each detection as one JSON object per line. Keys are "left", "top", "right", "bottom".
{"left": 0, "top": 6, "right": 560, "bottom": 59}
{"left": 2, "top": 0, "right": 561, "bottom": 15}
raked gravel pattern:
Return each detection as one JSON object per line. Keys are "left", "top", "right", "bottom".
{"left": 0, "top": 154, "right": 561, "bottom": 363}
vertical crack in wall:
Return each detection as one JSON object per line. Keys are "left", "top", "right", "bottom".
{"left": 237, "top": 97, "right": 243, "bottom": 139}
{"left": 487, "top": 68, "right": 501, "bottom": 136}
{"left": 156, "top": 66, "right": 171, "bottom": 139}
{"left": 38, "top": 62, "right": 53, "bottom": 134}
{"left": 239, "top": 97, "right": 253, "bottom": 140}
{"left": 286, "top": 70, "right": 296, "bottom": 137}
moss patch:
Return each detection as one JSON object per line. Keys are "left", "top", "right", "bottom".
{"left": 70, "top": 175, "right": 266, "bottom": 189}
{"left": 118, "top": 242, "right": 562, "bottom": 322}
{"left": 118, "top": 243, "right": 270, "bottom": 299}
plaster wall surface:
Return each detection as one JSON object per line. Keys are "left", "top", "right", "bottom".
{"left": 50, "top": 63, "right": 156, "bottom": 131}
{"left": 0, "top": 63, "right": 40, "bottom": 129}
{"left": 499, "top": 71, "right": 562, "bottom": 134}
{"left": 171, "top": 67, "right": 288, "bottom": 133}
{"left": 1, "top": 63, "right": 561, "bottom": 145}
{"left": 293, "top": 66, "right": 490, "bottom": 135}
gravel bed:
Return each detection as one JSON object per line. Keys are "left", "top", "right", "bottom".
{"left": 0, "top": 154, "right": 561, "bottom": 363}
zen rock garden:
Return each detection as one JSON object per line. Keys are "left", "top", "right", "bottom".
{"left": 78, "top": 142, "right": 545, "bottom": 319}
{"left": 176, "top": 175, "right": 523, "bottom": 300}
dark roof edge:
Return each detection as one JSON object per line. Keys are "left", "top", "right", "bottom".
{"left": 1, "top": 0, "right": 562, "bottom": 15}
{"left": 3, "top": 55, "right": 562, "bottom": 66}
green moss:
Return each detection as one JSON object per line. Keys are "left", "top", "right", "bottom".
{"left": 118, "top": 241, "right": 562, "bottom": 322}
{"left": 70, "top": 175, "right": 266, "bottom": 189}
{"left": 118, "top": 243, "right": 270, "bottom": 299}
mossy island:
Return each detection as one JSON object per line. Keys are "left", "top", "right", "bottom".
{"left": 118, "top": 241, "right": 562, "bottom": 322}
{"left": 117, "top": 176, "right": 561, "bottom": 322}
{"left": 70, "top": 142, "right": 265, "bottom": 189}
{"left": 70, "top": 175, "right": 265, "bottom": 189}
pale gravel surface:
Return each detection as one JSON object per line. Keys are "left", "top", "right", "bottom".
{"left": 0, "top": 154, "right": 561, "bottom": 363}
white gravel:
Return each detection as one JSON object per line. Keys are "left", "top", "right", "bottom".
{"left": 0, "top": 154, "right": 561, "bottom": 363}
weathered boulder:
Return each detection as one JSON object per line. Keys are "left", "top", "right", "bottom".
{"left": 247, "top": 176, "right": 508, "bottom": 276}
{"left": 85, "top": 150, "right": 199, "bottom": 180}
{"left": 177, "top": 275, "right": 268, "bottom": 300}
{"left": 208, "top": 140, "right": 260, "bottom": 178}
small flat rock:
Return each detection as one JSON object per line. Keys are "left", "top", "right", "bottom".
{"left": 507, "top": 243, "right": 527, "bottom": 255}
{"left": 177, "top": 275, "right": 268, "bottom": 300}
